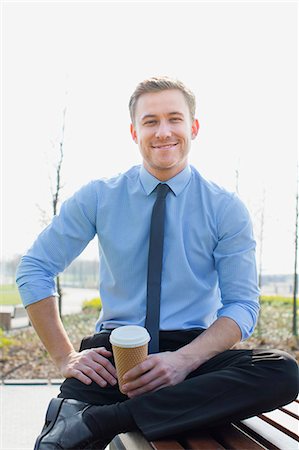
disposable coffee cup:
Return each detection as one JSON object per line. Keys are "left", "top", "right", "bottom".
{"left": 109, "top": 325, "right": 151, "bottom": 393}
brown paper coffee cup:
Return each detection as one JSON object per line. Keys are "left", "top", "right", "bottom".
{"left": 109, "top": 326, "right": 150, "bottom": 394}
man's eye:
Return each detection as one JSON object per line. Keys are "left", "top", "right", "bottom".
{"left": 144, "top": 120, "right": 157, "bottom": 125}
{"left": 170, "top": 118, "right": 182, "bottom": 122}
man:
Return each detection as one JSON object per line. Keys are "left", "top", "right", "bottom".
{"left": 16, "top": 77, "right": 298, "bottom": 450}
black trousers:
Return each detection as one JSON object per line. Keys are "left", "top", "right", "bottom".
{"left": 59, "top": 330, "right": 299, "bottom": 440}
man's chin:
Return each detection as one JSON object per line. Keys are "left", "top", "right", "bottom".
{"left": 145, "top": 161, "right": 188, "bottom": 180}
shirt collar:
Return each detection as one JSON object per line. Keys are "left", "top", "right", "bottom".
{"left": 139, "top": 165, "right": 191, "bottom": 196}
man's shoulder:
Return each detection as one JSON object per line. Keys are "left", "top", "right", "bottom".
{"left": 91, "top": 165, "right": 141, "bottom": 190}
{"left": 190, "top": 166, "right": 251, "bottom": 225}
{"left": 190, "top": 165, "right": 234, "bottom": 201}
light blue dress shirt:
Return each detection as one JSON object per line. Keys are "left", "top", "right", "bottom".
{"left": 16, "top": 165, "right": 260, "bottom": 340}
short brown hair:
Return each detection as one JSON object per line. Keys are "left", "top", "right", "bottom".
{"left": 129, "top": 76, "right": 196, "bottom": 123}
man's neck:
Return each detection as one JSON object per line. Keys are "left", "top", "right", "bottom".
{"left": 142, "top": 162, "right": 189, "bottom": 181}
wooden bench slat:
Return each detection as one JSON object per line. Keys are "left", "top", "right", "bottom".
{"left": 279, "top": 406, "right": 299, "bottom": 421}
{"left": 259, "top": 409, "right": 299, "bottom": 441}
{"left": 151, "top": 439, "right": 185, "bottom": 450}
{"left": 213, "top": 424, "right": 266, "bottom": 449}
{"left": 112, "top": 398, "right": 299, "bottom": 450}
{"left": 236, "top": 421, "right": 280, "bottom": 450}
{"left": 112, "top": 432, "right": 153, "bottom": 450}
{"left": 241, "top": 416, "right": 299, "bottom": 450}
{"left": 110, "top": 435, "right": 127, "bottom": 450}
{"left": 184, "top": 433, "right": 225, "bottom": 449}
{"left": 279, "top": 401, "right": 299, "bottom": 420}
{"left": 112, "top": 433, "right": 185, "bottom": 450}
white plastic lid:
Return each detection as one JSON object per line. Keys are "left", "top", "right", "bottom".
{"left": 109, "top": 325, "right": 151, "bottom": 348}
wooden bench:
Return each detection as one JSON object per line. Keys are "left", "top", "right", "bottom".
{"left": 0, "top": 312, "right": 12, "bottom": 330}
{"left": 12, "top": 304, "right": 28, "bottom": 319}
{"left": 110, "top": 397, "right": 298, "bottom": 450}
{"left": 0, "top": 305, "right": 29, "bottom": 330}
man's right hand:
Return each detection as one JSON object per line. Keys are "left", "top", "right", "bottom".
{"left": 60, "top": 347, "right": 118, "bottom": 387}
{"left": 26, "top": 298, "right": 118, "bottom": 388}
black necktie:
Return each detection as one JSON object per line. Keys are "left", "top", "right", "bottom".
{"left": 145, "top": 183, "right": 171, "bottom": 353}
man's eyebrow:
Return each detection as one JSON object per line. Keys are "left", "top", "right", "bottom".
{"left": 140, "top": 112, "right": 184, "bottom": 121}
{"left": 168, "top": 111, "right": 184, "bottom": 116}
{"left": 141, "top": 114, "right": 157, "bottom": 121}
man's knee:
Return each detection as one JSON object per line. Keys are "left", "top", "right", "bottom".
{"left": 252, "top": 349, "right": 298, "bottom": 405}
{"left": 277, "top": 350, "right": 299, "bottom": 403}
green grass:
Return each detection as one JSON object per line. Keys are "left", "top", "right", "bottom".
{"left": 0, "top": 284, "right": 22, "bottom": 305}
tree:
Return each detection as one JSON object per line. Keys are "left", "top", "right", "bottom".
{"left": 293, "top": 169, "right": 298, "bottom": 337}
{"left": 51, "top": 106, "right": 66, "bottom": 317}
{"left": 257, "top": 189, "right": 265, "bottom": 338}
{"left": 235, "top": 168, "right": 239, "bottom": 195}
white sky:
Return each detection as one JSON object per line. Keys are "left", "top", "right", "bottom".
{"left": 2, "top": 1, "right": 298, "bottom": 275}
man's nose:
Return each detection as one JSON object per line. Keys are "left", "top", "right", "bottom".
{"left": 155, "top": 121, "right": 172, "bottom": 139}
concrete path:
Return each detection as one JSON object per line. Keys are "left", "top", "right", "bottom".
{"left": 1, "top": 383, "right": 60, "bottom": 450}
{"left": 1, "top": 382, "right": 109, "bottom": 450}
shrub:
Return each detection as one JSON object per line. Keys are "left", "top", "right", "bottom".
{"left": 260, "top": 295, "right": 293, "bottom": 304}
{"left": 0, "top": 328, "right": 18, "bottom": 349}
{"left": 82, "top": 297, "right": 102, "bottom": 311}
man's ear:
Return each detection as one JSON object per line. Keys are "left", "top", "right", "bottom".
{"left": 130, "top": 123, "right": 138, "bottom": 143}
{"left": 191, "top": 119, "right": 200, "bottom": 140}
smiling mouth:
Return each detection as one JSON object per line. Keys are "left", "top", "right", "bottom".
{"left": 152, "top": 143, "right": 178, "bottom": 149}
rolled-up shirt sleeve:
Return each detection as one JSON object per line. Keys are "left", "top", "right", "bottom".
{"left": 16, "top": 181, "right": 98, "bottom": 307}
{"left": 213, "top": 194, "right": 260, "bottom": 340}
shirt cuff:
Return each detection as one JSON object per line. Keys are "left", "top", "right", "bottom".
{"left": 17, "top": 281, "right": 58, "bottom": 307}
{"left": 217, "top": 301, "right": 259, "bottom": 340}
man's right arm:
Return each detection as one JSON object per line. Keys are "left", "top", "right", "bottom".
{"left": 27, "top": 296, "right": 117, "bottom": 387}
{"left": 17, "top": 182, "right": 117, "bottom": 386}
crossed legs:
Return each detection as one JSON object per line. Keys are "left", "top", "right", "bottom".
{"left": 58, "top": 331, "right": 298, "bottom": 441}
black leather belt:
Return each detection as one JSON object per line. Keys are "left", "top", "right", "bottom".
{"left": 98, "top": 328, "right": 204, "bottom": 334}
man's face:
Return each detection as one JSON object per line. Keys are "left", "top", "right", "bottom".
{"left": 130, "top": 89, "right": 199, "bottom": 181}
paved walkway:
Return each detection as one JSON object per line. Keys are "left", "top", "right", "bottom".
{"left": 1, "top": 288, "right": 100, "bottom": 448}
{"left": 1, "top": 383, "right": 60, "bottom": 450}
{"left": 1, "top": 382, "right": 110, "bottom": 450}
